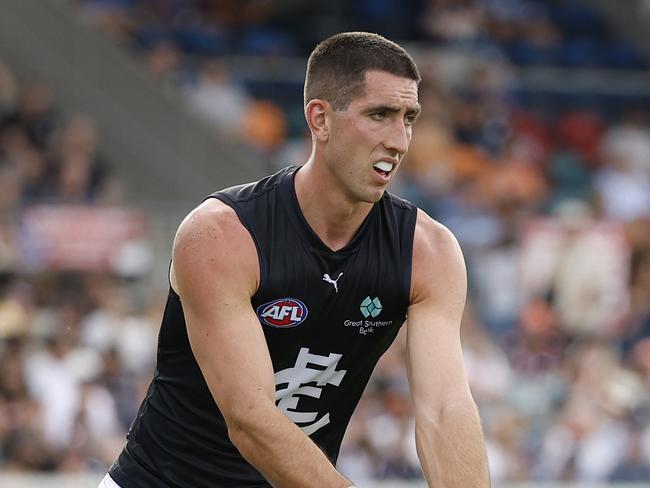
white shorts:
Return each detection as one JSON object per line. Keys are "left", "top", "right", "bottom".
{"left": 98, "top": 474, "right": 122, "bottom": 488}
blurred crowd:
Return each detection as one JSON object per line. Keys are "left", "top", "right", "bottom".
{"left": 0, "top": 272, "right": 160, "bottom": 473}
{"left": 72, "top": 0, "right": 649, "bottom": 157}
{"left": 0, "top": 60, "right": 143, "bottom": 472}
{"left": 1, "top": 0, "right": 650, "bottom": 484}
{"left": 0, "top": 63, "right": 118, "bottom": 210}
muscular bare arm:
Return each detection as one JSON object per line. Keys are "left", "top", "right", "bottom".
{"left": 407, "top": 210, "right": 490, "bottom": 487}
{"left": 171, "top": 199, "right": 352, "bottom": 488}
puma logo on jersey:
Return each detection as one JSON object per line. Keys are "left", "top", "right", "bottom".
{"left": 322, "top": 272, "right": 343, "bottom": 293}
{"left": 257, "top": 298, "right": 308, "bottom": 328}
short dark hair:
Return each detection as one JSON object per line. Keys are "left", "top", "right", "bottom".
{"left": 304, "top": 32, "right": 421, "bottom": 110}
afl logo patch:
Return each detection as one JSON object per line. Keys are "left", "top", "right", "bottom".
{"left": 257, "top": 298, "right": 308, "bottom": 328}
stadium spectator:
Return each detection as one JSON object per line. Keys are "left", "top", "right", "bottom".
{"left": 183, "top": 59, "right": 251, "bottom": 138}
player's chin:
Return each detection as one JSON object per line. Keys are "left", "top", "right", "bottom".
{"left": 363, "top": 188, "right": 386, "bottom": 203}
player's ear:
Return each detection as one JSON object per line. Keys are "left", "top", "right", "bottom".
{"left": 305, "top": 99, "right": 329, "bottom": 142}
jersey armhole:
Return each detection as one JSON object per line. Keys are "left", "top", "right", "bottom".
{"left": 205, "top": 194, "right": 266, "bottom": 297}
{"left": 401, "top": 205, "right": 418, "bottom": 307}
{"left": 168, "top": 259, "right": 179, "bottom": 298}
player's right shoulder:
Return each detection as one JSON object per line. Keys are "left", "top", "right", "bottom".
{"left": 175, "top": 198, "right": 244, "bottom": 245}
{"left": 171, "top": 198, "right": 259, "bottom": 296}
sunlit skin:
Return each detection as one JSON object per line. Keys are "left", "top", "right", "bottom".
{"left": 296, "top": 70, "right": 421, "bottom": 250}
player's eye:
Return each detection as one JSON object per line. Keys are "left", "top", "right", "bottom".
{"left": 370, "top": 112, "right": 386, "bottom": 121}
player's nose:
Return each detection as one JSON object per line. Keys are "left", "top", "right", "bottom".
{"left": 383, "top": 120, "right": 410, "bottom": 156}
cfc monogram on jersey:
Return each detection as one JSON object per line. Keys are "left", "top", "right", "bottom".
{"left": 275, "top": 348, "right": 346, "bottom": 435}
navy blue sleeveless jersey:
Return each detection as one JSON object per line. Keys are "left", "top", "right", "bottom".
{"left": 110, "top": 166, "right": 418, "bottom": 487}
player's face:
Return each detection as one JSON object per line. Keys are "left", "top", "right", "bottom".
{"left": 326, "top": 70, "right": 420, "bottom": 204}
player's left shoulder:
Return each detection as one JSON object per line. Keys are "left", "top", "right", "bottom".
{"left": 411, "top": 209, "right": 467, "bottom": 304}
{"left": 413, "top": 209, "right": 463, "bottom": 261}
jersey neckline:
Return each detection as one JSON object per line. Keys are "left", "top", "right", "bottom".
{"left": 282, "top": 166, "right": 379, "bottom": 255}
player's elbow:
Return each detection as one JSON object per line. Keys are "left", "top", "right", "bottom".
{"left": 223, "top": 400, "right": 276, "bottom": 454}
{"left": 225, "top": 408, "right": 257, "bottom": 445}
{"left": 226, "top": 420, "right": 252, "bottom": 453}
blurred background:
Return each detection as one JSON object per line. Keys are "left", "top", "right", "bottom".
{"left": 1, "top": 0, "right": 650, "bottom": 486}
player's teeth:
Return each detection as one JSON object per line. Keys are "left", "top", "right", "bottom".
{"left": 373, "top": 161, "right": 394, "bottom": 172}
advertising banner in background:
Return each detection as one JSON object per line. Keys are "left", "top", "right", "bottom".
{"left": 19, "top": 206, "right": 148, "bottom": 272}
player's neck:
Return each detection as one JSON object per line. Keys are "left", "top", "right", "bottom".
{"left": 294, "top": 161, "right": 373, "bottom": 252}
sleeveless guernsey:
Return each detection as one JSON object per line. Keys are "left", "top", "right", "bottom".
{"left": 110, "top": 166, "right": 418, "bottom": 487}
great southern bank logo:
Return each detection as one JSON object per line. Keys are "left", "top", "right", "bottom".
{"left": 344, "top": 296, "right": 392, "bottom": 335}
{"left": 360, "top": 296, "right": 383, "bottom": 318}
{"left": 257, "top": 298, "right": 308, "bottom": 328}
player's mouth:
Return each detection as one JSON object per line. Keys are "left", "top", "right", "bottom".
{"left": 372, "top": 160, "right": 396, "bottom": 180}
